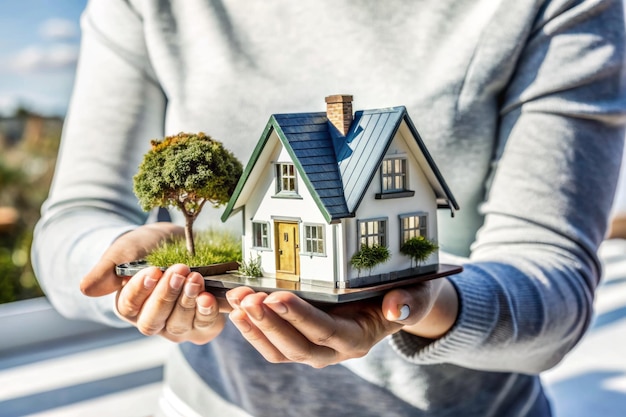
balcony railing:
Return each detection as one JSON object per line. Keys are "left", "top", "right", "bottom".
{"left": 0, "top": 297, "right": 172, "bottom": 417}
{"left": 1, "top": 239, "right": 626, "bottom": 416}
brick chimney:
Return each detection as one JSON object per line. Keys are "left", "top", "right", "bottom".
{"left": 325, "top": 94, "right": 353, "bottom": 136}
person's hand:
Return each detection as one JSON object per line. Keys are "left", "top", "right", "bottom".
{"left": 225, "top": 278, "right": 458, "bottom": 368}
{"left": 113, "top": 263, "right": 226, "bottom": 344}
{"left": 80, "top": 222, "right": 227, "bottom": 344}
{"left": 80, "top": 221, "right": 185, "bottom": 296}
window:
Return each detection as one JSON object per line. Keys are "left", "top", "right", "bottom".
{"left": 252, "top": 221, "right": 270, "bottom": 248}
{"left": 276, "top": 163, "right": 297, "bottom": 193}
{"left": 303, "top": 224, "right": 325, "bottom": 255}
{"left": 400, "top": 213, "right": 428, "bottom": 243}
{"left": 358, "top": 219, "right": 387, "bottom": 247}
{"left": 381, "top": 158, "right": 407, "bottom": 193}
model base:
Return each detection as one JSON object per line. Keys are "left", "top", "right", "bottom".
{"left": 203, "top": 264, "right": 462, "bottom": 304}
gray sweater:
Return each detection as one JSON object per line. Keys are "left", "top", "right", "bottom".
{"left": 32, "top": 0, "right": 626, "bottom": 415}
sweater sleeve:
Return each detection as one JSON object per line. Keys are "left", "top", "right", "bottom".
{"left": 31, "top": 0, "right": 165, "bottom": 326}
{"left": 391, "top": 0, "right": 626, "bottom": 373}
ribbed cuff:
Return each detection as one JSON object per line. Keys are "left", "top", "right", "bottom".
{"left": 390, "top": 265, "right": 498, "bottom": 364}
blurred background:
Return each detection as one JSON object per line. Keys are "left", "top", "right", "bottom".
{"left": 0, "top": 0, "right": 87, "bottom": 304}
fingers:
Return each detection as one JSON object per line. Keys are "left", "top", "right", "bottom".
{"left": 135, "top": 264, "right": 192, "bottom": 335}
{"left": 115, "top": 263, "right": 225, "bottom": 343}
{"left": 230, "top": 292, "right": 338, "bottom": 367}
{"left": 227, "top": 290, "right": 368, "bottom": 367}
{"left": 228, "top": 292, "right": 291, "bottom": 364}
{"left": 382, "top": 284, "right": 434, "bottom": 325}
{"left": 165, "top": 272, "right": 204, "bottom": 335}
{"left": 116, "top": 266, "right": 163, "bottom": 321}
{"left": 80, "top": 222, "right": 185, "bottom": 297}
{"left": 382, "top": 279, "right": 459, "bottom": 339}
{"left": 194, "top": 292, "right": 222, "bottom": 330}
{"left": 263, "top": 292, "right": 356, "bottom": 354}
{"left": 382, "top": 288, "right": 419, "bottom": 324}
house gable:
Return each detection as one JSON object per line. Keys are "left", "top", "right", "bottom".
{"left": 222, "top": 103, "right": 458, "bottom": 225}
{"left": 222, "top": 113, "right": 351, "bottom": 224}
{"left": 338, "top": 106, "right": 459, "bottom": 216}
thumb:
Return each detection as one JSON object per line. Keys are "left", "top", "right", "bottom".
{"left": 80, "top": 258, "right": 125, "bottom": 297}
{"left": 382, "top": 284, "right": 433, "bottom": 325}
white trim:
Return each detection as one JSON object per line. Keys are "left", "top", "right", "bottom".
{"left": 0, "top": 337, "right": 172, "bottom": 401}
{"left": 0, "top": 298, "right": 114, "bottom": 353}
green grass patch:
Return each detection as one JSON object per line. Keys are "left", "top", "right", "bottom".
{"left": 145, "top": 228, "right": 241, "bottom": 267}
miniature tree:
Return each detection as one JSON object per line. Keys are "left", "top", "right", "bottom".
{"left": 400, "top": 236, "right": 438, "bottom": 269}
{"left": 133, "top": 132, "right": 242, "bottom": 257}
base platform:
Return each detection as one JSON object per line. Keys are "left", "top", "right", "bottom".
{"left": 203, "top": 264, "right": 463, "bottom": 304}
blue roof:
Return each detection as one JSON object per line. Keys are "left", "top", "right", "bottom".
{"left": 221, "top": 106, "right": 458, "bottom": 223}
{"left": 272, "top": 113, "right": 351, "bottom": 220}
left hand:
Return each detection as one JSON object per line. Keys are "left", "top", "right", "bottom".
{"left": 225, "top": 278, "right": 458, "bottom": 368}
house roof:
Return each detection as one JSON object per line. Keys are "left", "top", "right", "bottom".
{"left": 221, "top": 106, "right": 458, "bottom": 224}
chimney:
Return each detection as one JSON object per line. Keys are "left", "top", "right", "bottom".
{"left": 325, "top": 94, "right": 353, "bottom": 136}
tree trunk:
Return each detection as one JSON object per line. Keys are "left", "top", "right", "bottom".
{"left": 184, "top": 215, "right": 195, "bottom": 257}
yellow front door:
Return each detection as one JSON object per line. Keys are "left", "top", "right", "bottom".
{"left": 275, "top": 221, "right": 299, "bottom": 281}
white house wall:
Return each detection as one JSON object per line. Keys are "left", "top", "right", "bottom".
{"left": 344, "top": 130, "right": 440, "bottom": 280}
{"left": 242, "top": 134, "right": 336, "bottom": 285}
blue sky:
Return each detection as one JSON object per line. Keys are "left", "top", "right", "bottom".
{"left": 0, "top": 0, "right": 88, "bottom": 116}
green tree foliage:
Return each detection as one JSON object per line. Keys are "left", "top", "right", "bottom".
{"left": 133, "top": 132, "right": 242, "bottom": 256}
{"left": 350, "top": 244, "right": 391, "bottom": 276}
{"left": 400, "top": 236, "right": 439, "bottom": 268}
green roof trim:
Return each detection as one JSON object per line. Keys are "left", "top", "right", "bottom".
{"left": 220, "top": 118, "right": 276, "bottom": 223}
{"left": 271, "top": 118, "right": 335, "bottom": 224}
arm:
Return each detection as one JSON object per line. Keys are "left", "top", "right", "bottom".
{"left": 31, "top": 0, "right": 165, "bottom": 326}
{"left": 224, "top": 0, "right": 626, "bottom": 374}
{"left": 392, "top": 0, "right": 626, "bottom": 373}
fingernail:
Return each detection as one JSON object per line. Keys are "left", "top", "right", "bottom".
{"left": 198, "top": 304, "right": 214, "bottom": 315}
{"left": 170, "top": 273, "right": 185, "bottom": 290}
{"left": 398, "top": 304, "right": 410, "bottom": 321}
{"left": 143, "top": 274, "right": 158, "bottom": 290}
{"left": 264, "top": 300, "right": 287, "bottom": 314}
{"left": 184, "top": 282, "right": 201, "bottom": 298}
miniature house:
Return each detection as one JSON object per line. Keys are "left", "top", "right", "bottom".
{"left": 221, "top": 95, "right": 458, "bottom": 289}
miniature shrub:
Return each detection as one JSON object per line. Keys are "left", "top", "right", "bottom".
{"left": 350, "top": 244, "right": 391, "bottom": 276}
{"left": 238, "top": 254, "right": 263, "bottom": 277}
{"left": 400, "top": 236, "right": 438, "bottom": 268}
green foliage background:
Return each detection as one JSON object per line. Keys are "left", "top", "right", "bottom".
{"left": 0, "top": 110, "right": 62, "bottom": 303}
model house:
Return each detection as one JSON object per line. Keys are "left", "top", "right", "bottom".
{"left": 221, "top": 95, "right": 458, "bottom": 289}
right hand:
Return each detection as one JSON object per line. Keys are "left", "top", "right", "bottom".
{"left": 80, "top": 222, "right": 227, "bottom": 344}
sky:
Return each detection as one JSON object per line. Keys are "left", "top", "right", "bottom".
{"left": 0, "top": 0, "right": 88, "bottom": 117}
